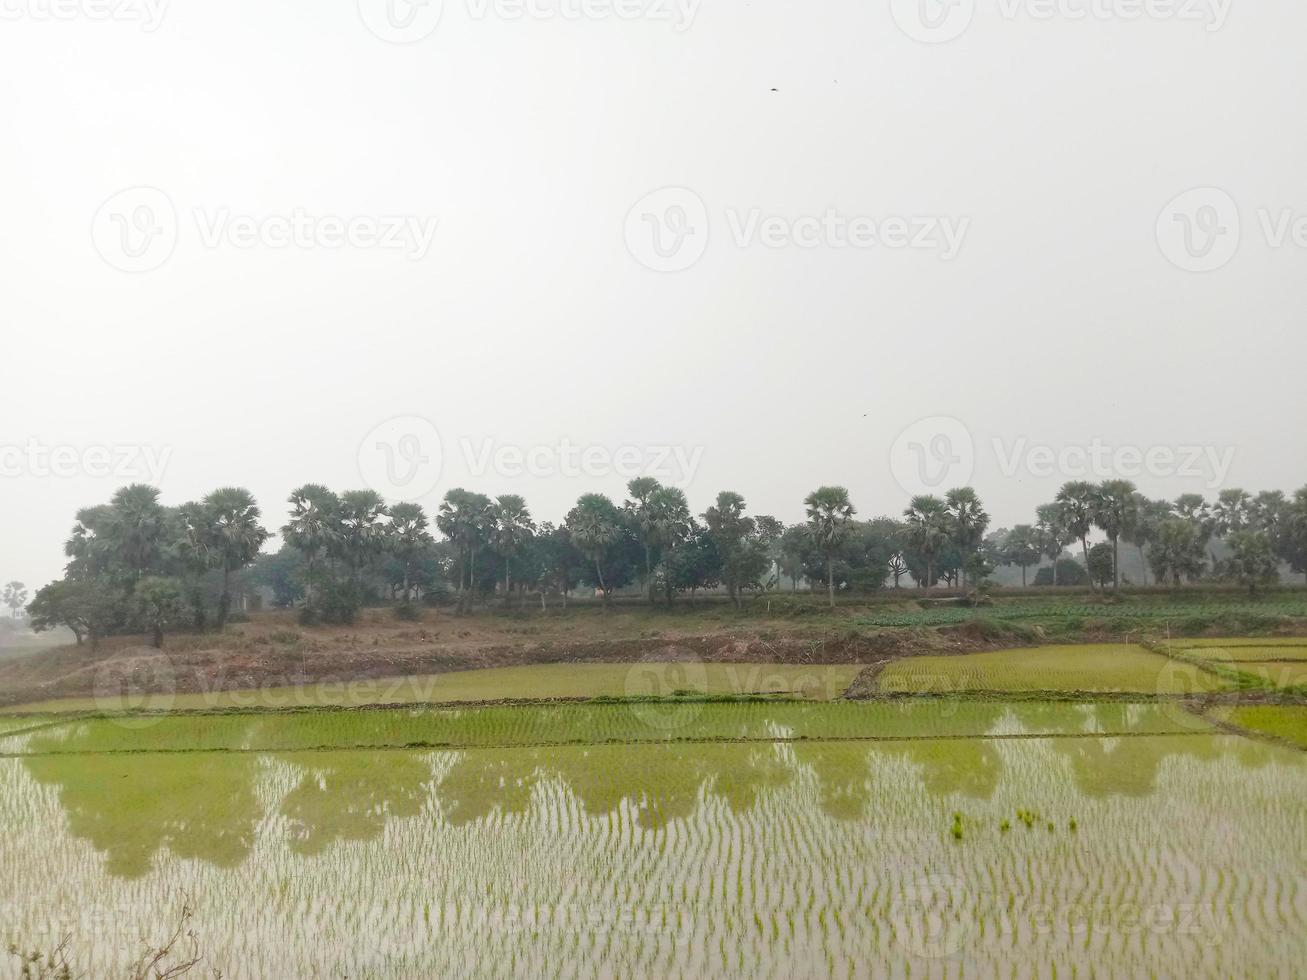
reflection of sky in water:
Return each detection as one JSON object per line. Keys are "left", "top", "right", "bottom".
{"left": 1, "top": 717, "right": 1304, "bottom": 978}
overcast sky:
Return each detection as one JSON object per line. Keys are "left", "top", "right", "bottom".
{"left": 2, "top": 0, "right": 1305, "bottom": 591}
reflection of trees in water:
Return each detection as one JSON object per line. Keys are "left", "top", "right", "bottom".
{"left": 23, "top": 750, "right": 261, "bottom": 880}
{"left": 278, "top": 752, "right": 432, "bottom": 855}
{"left": 435, "top": 743, "right": 798, "bottom": 832}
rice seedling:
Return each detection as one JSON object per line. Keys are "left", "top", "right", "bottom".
{"left": 0, "top": 729, "right": 1302, "bottom": 978}
{"left": 875, "top": 645, "right": 1230, "bottom": 695}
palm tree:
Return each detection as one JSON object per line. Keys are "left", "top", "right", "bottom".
{"left": 1055, "top": 481, "right": 1100, "bottom": 591}
{"left": 490, "top": 495, "right": 535, "bottom": 606}
{"left": 647, "top": 486, "right": 691, "bottom": 604}
{"left": 202, "top": 487, "right": 270, "bottom": 628}
{"left": 566, "top": 494, "right": 622, "bottom": 607}
{"left": 335, "top": 490, "right": 389, "bottom": 588}
{"left": 1091, "top": 479, "right": 1137, "bottom": 591}
{"left": 945, "top": 487, "right": 989, "bottom": 589}
{"left": 1126, "top": 497, "right": 1173, "bottom": 587}
{"left": 1035, "top": 503, "right": 1073, "bottom": 586}
{"left": 804, "top": 486, "right": 856, "bottom": 607}
{"left": 437, "top": 489, "right": 493, "bottom": 611}
{"left": 2, "top": 581, "right": 27, "bottom": 619}
{"left": 282, "top": 484, "right": 341, "bottom": 602}
{"left": 904, "top": 495, "right": 950, "bottom": 594}
{"left": 388, "top": 502, "right": 433, "bottom": 603}
{"left": 625, "top": 477, "right": 663, "bottom": 604}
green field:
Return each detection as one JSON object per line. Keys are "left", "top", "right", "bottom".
{"left": 3, "top": 700, "right": 1213, "bottom": 757}
{"left": 1, "top": 662, "right": 864, "bottom": 715}
{"left": 1179, "top": 645, "right": 1307, "bottom": 662}
{"left": 853, "top": 599, "right": 1307, "bottom": 628}
{"left": 1217, "top": 705, "right": 1307, "bottom": 750}
{"left": 2, "top": 643, "right": 1303, "bottom": 978}
{"left": 875, "top": 644, "right": 1231, "bottom": 695}
{"left": 2, "top": 726, "right": 1302, "bottom": 977}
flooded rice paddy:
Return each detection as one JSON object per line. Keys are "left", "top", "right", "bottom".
{"left": 2, "top": 698, "right": 1305, "bottom": 978}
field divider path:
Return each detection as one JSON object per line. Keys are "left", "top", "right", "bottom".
{"left": 0, "top": 728, "right": 1221, "bottom": 759}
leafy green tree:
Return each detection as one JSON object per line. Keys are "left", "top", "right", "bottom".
{"left": 248, "top": 547, "right": 307, "bottom": 608}
{"left": 437, "top": 489, "right": 494, "bottom": 611}
{"left": 1212, "top": 488, "right": 1252, "bottom": 537}
{"left": 336, "top": 490, "right": 389, "bottom": 586}
{"left": 199, "top": 487, "right": 269, "bottom": 628}
{"left": 1086, "top": 542, "right": 1115, "bottom": 591}
{"left": 531, "top": 523, "right": 584, "bottom": 609}
{"left": 1224, "top": 530, "right": 1280, "bottom": 596}
{"left": 1034, "top": 503, "right": 1075, "bottom": 587}
{"left": 903, "top": 495, "right": 950, "bottom": 594}
{"left": 1148, "top": 519, "right": 1207, "bottom": 587}
{"left": 804, "top": 486, "right": 856, "bottom": 607}
{"left": 624, "top": 477, "right": 664, "bottom": 603}
{"left": 647, "top": 486, "right": 692, "bottom": 604}
{"left": 703, "top": 492, "right": 770, "bottom": 609}
{"left": 281, "top": 485, "right": 341, "bottom": 601}
{"left": 1092, "top": 479, "right": 1137, "bottom": 591}
{"left": 945, "top": 487, "right": 990, "bottom": 588}
{"left": 3, "top": 581, "right": 27, "bottom": 619}
{"left": 65, "top": 485, "right": 170, "bottom": 588}
{"left": 27, "top": 580, "right": 122, "bottom": 648}
{"left": 489, "top": 495, "right": 535, "bottom": 607}
{"left": 387, "top": 503, "right": 433, "bottom": 603}
{"left": 1284, "top": 487, "right": 1307, "bottom": 585}
{"left": 1000, "top": 525, "right": 1041, "bottom": 587}
{"left": 1033, "top": 557, "right": 1088, "bottom": 587}
{"left": 131, "top": 576, "right": 187, "bottom": 648}
{"left": 565, "top": 493, "right": 624, "bottom": 606}
{"left": 665, "top": 520, "right": 722, "bottom": 602}
{"left": 1055, "top": 482, "right": 1100, "bottom": 591}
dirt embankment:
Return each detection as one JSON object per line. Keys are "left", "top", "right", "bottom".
{"left": 0, "top": 617, "right": 1042, "bottom": 709}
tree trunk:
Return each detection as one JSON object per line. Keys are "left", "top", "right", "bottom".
{"left": 504, "top": 564, "right": 512, "bottom": 609}
{"left": 1021, "top": 565, "right": 1027, "bottom": 588}
{"left": 1081, "top": 537, "right": 1095, "bottom": 592}
{"left": 595, "top": 557, "right": 608, "bottom": 608}
{"left": 644, "top": 547, "right": 654, "bottom": 605}
{"left": 1138, "top": 545, "right": 1149, "bottom": 586}
{"left": 1112, "top": 536, "right": 1120, "bottom": 591}
{"left": 826, "top": 554, "right": 835, "bottom": 608}
{"left": 151, "top": 625, "right": 163, "bottom": 648}
{"left": 217, "top": 564, "right": 232, "bottom": 629}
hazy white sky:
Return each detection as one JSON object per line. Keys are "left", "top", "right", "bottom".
{"left": 2, "top": 0, "right": 1305, "bottom": 590}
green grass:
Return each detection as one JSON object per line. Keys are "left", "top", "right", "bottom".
{"left": 875, "top": 644, "right": 1232, "bottom": 695}
{"left": 6, "top": 699, "right": 1213, "bottom": 756}
{"left": 0, "top": 663, "right": 865, "bottom": 714}
{"left": 1179, "top": 645, "right": 1307, "bottom": 662}
{"left": 853, "top": 600, "right": 1307, "bottom": 628}
{"left": 1224, "top": 661, "right": 1307, "bottom": 691}
{"left": 1216, "top": 705, "right": 1307, "bottom": 750}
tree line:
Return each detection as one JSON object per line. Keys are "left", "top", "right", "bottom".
{"left": 24, "top": 477, "right": 1307, "bottom": 647}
